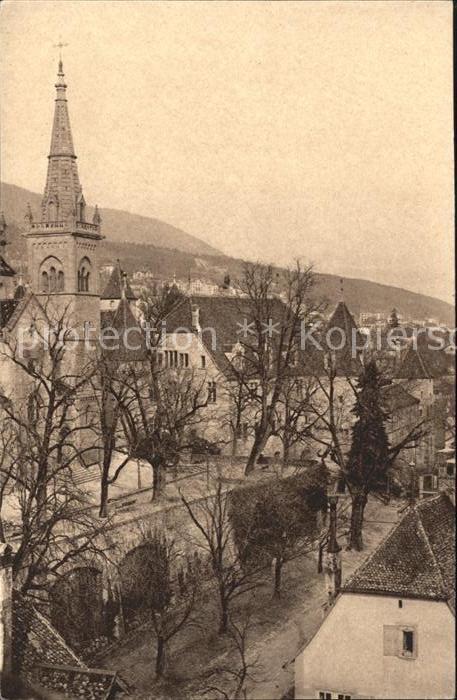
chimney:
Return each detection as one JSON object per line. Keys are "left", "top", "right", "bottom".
{"left": 0, "top": 543, "right": 13, "bottom": 689}
{"left": 323, "top": 494, "right": 342, "bottom": 603}
{"left": 191, "top": 303, "right": 201, "bottom": 333}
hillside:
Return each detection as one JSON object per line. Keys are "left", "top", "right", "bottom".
{"left": 1, "top": 182, "right": 454, "bottom": 326}
{"left": 0, "top": 182, "right": 221, "bottom": 257}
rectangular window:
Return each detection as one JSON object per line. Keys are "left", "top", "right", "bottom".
{"left": 201, "top": 355, "right": 206, "bottom": 369}
{"left": 402, "top": 630, "right": 414, "bottom": 655}
{"left": 178, "top": 353, "right": 189, "bottom": 368}
{"left": 422, "top": 474, "right": 437, "bottom": 491}
{"left": 208, "top": 381, "right": 217, "bottom": 403}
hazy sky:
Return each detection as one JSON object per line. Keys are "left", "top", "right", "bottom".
{"left": 0, "top": 1, "right": 453, "bottom": 302}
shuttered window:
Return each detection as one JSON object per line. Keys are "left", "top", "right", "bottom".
{"left": 383, "top": 625, "right": 399, "bottom": 656}
{"left": 383, "top": 625, "right": 417, "bottom": 659}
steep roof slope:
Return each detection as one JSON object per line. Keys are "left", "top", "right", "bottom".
{"left": 164, "top": 294, "right": 287, "bottom": 374}
{"left": 343, "top": 493, "right": 455, "bottom": 605}
{"left": 101, "top": 264, "right": 137, "bottom": 300}
{"left": 381, "top": 383, "right": 419, "bottom": 412}
{"left": 101, "top": 297, "right": 146, "bottom": 362}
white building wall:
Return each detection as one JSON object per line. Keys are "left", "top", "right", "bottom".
{"left": 295, "top": 592, "right": 455, "bottom": 699}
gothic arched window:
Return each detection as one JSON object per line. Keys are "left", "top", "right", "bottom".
{"left": 78, "top": 257, "right": 91, "bottom": 292}
{"left": 49, "top": 266, "right": 57, "bottom": 293}
{"left": 41, "top": 270, "right": 49, "bottom": 293}
{"left": 39, "top": 256, "right": 64, "bottom": 295}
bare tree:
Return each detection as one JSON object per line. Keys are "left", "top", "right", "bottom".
{"left": 200, "top": 608, "right": 262, "bottom": 700}
{"left": 137, "top": 280, "right": 184, "bottom": 330}
{"left": 118, "top": 527, "right": 198, "bottom": 678}
{"left": 119, "top": 364, "right": 209, "bottom": 500}
{"left": 274, "top": 376, "right": 320, "bottom": 466}
{"left": 181, "top": 481, "right": 262, "bottom": 633}
{"left": 0, "top": 303, "right": 111, "bottom": 594}
{"left": 91, "top": 352, "right": 140, "bottom": 517}
{"left": 227, "top": 261, "right": 323, "bottom": 475}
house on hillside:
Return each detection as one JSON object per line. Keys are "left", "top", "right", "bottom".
{"left": 294, "top": 493, "right": 455, "bottom": 699}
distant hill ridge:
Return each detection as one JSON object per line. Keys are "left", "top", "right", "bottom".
{"left": 0, "top": 181, "right": 454, "bottom": 326}
{"left": 0, "top": 182, "right": 221, "bottom": 257}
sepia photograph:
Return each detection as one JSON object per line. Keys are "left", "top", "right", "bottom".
{"left": 0, "top": 1, "right": 454, "bottom": 699}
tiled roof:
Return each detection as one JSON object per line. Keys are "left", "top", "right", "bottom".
{"left": 343, "top": 493, "right": 455, "bottom": 604}
{"left": 381, "top": 383, "right": 419, "bottom": 412}
{"left": 0, "top": 254, "right": 16, "bottom": 276}
{"left": 13, "top": 593, "right": 127, "bottom": 699}
{"left": 101, "top": 266, "right": 137, "bottom": 300}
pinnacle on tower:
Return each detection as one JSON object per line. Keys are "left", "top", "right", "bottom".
{"left": 24, "top": 203, "right": 34, "bottom": 225}
{"left": 93, "top": 205, "right": 102, "bottom": 225}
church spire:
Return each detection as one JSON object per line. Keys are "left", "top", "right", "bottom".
{"left": 41, "top": 59, "right": 82, "bottom": 223}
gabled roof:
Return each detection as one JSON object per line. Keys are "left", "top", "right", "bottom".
{"left": 394, "top": 333, "right": 452, "bottom": 380}
{"left": 0, "top": 291, "right": 46, "bottom": 333}
{"left": 0, "top": 298, "right": 20, "bottom": 330}
{"left": 164, "top": 294, "right": 286, "bottom": 375}
{"left": 101, "top": 298, "right": 146, "bottom": 362}
{"left": 0, "top": 255, "right": 16, "bottom": 277}
{"left": 323, "top": 301, "right": 364, "bottom": 376}
{"left": 343, "top": 493, "right": 455, "bottom": 605}
{"left": 326, "top": 301, "right": 358, "bottom": 338}
{"left": 101, "top": 265, "right": 137, "bottom": 301}
{"left": 381, "top": 383, "right": 419, "bottom": 413}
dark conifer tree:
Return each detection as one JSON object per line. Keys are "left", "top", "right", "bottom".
{"left": 346, "top": 360, "right": 390, "bottom": 550}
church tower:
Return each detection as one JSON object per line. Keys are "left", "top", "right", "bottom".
{"left": 24, "top": 59, "right": 103, "bottom": 334}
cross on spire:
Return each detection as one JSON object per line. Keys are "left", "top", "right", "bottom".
{"left": 53, "top": 41, "right": 69, "bottom": 61}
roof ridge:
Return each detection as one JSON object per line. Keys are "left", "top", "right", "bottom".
{"left": 416, "top": 344, "right": 431, "bottom": 378}
{"left": 414, "top": 506, "right": 448, "bottom": 597}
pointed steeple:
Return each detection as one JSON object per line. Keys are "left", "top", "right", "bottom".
{"left": 41, "top": 59, "right": 82, "bottom": 223}
{"left": 339, "top": 278, "right": 344, "bottom": 302}
{"left": 101, "top": 261, "right": 136, "bottom": 301}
